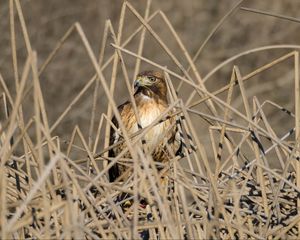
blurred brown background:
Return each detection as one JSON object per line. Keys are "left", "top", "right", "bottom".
{"left": 0, "top": 0, "right": 299, "bottom": 152}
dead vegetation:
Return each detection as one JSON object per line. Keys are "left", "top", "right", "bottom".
{"left": 0, "top": 0, "right": 300, "bottom": 239}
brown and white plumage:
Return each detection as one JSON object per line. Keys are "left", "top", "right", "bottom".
{"left": 108, "top": 70, "right": 181, "bottom": 182}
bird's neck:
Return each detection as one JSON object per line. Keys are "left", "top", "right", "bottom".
{"left": 134, "top": 87, "right": 168, "bottom": 104}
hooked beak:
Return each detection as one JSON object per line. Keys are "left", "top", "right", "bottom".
{"left": 133, "top": 77, "right": 142, "bottom": 91}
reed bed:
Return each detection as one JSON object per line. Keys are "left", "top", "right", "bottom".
{"left": 0, "top": 0, "right": 300, "bottom": 239}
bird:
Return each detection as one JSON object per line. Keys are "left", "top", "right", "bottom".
{"left": 108, "top": 70, "right": 182, "bottom": 182}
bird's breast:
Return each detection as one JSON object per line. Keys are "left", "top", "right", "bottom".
{"left": 127, "top": 100, "right": 171, "bottom": 151}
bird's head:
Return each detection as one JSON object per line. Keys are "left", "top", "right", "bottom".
{"left": 134, "top": 70, "right": 167, "bottom": 102}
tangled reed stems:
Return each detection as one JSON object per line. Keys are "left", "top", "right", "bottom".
{"left": 0, "top": 0, "right": 300, "bottom": 239}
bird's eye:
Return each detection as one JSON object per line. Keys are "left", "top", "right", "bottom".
{"left": 148, "top": 76, "right": 156, "bottom": 82}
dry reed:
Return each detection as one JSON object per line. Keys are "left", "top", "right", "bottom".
{"left": 0, "top": 0, "right": 300, "bottom": 239}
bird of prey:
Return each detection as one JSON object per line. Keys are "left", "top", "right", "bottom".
{"left": 108, "top": 70, "right": 181, "bottom": 182}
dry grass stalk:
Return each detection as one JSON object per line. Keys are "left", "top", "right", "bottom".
{"left": 0, "top": 1, "right": 300, "bottom": 239}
